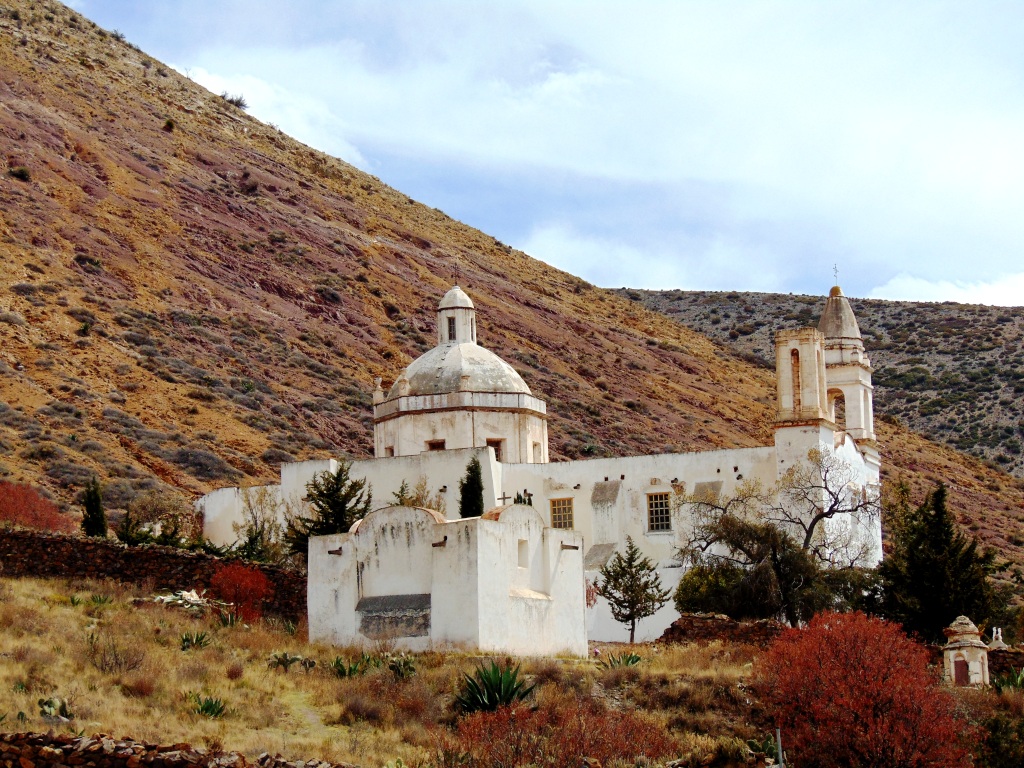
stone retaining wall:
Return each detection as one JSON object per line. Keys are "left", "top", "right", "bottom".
{"left": 0, "top": 529, "right": 305, "bottom": 621}
{"left": 0, "top": 733, "right": 354, "bottom": 768}
{"left": 658, "top": 613, "right": 786, "bottom": 648}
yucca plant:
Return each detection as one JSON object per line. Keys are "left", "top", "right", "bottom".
{"left": 454, "top": 661, "right": 536, "bottom": 713}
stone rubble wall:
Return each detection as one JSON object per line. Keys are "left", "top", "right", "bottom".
{"left": 0, "top": 529, "right": 305, "bottom": 621}
{"left": 0, "top": 733, "right": 355, "bottom": 768}
{"left": 658, "top": 613, "right": 786, "bottom": 648}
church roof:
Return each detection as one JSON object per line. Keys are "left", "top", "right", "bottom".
{"left": 389, "top": 342, "right": 532, "bottom": 398}
{"left": 817, "top": 285, "right": 862, "bottom": 341}
{"left": 438, "top": 285, "right": 474, "bottom": 309}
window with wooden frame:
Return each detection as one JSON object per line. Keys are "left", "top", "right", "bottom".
{"left": 647, "top": 492, "right": 672, "bottom": 532}
{"left": 447, "top": 316, "right": 456, "bottom": 341}
{"left": 549, "top": 497, "right": 574, "bottom": 530}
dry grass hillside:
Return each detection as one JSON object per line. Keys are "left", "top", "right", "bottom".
{"left": 0, "top": 1, "right": 1022, "bottom": 568}
{"left": 0, "top": 576, "right": 762, "bottom": 766}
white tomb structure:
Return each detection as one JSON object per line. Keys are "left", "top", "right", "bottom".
{"left": 199, "top": 284, "right": 883, "bottom": 645}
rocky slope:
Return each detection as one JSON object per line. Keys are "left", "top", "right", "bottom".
{"left": 0, "top": 1, "right": 1022, "bottom": 569}
{"left": 619, "top": 289, "right": 1024, "bottom": 478}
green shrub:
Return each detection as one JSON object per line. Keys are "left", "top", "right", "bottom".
{"left": 7, "top": 166, "right": 30, "bottom": 182}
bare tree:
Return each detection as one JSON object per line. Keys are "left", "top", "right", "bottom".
{"left": 765, "top": 448, "right": 881, "bottom": 568}
{"left": 233, "top": 486, "right": 287, "bottom": 563}
{"left": 677, "top": 449, "right": 880, "bottom": 626}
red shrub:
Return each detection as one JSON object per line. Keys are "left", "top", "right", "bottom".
{"left": 435, "top": 697, "right": 680, "bottom": 766}
{"left": 0, "top": 481, "right": 75, "bottom": 533}
{"left": 753, "top": 611, "right": 975, "bottom": 768}
{"left": 208, "top": 562, "right": 274, "bottom": 622}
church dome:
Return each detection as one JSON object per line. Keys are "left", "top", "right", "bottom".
{"left": 389, "top": 342, "right": 531, "bottom": 398}
{"left": 817, "top": 285, "right": 862, "bottom": 341}
{"left": 438, "top": 285, "right": 474, "bottom": 310}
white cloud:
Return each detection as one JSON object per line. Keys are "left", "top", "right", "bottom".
{"left": 176, "top": 65, "right": 366, "bottom": 166}
{"left": 86, "top": 1, "right": 1024, "bottom": 300}
{"left": 518, "top": 222, "right": 786, "bottom": 292}
{"left": 868, "top": 273, "right": 1024, "bottom": 306}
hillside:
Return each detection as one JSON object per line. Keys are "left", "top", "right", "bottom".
{"left": 618, "top": 289, "right": 1024, "bottom": 478}
{"left": 0, "top": 1, "right": 1023, "bottom": 569}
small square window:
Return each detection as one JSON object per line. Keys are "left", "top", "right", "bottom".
{"left": 647, "top": 492, "right": 672, "bottom": 532}
{"left": 550, "top": 498, "right": 574, "bottom": 529}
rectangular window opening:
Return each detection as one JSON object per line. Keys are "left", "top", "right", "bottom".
{"left": 486, "top": 438, "right": 503, "bottom": 462}
{"left": 647, "top": 492, "right": 672, "bottom": 532}
{"left": 518, "top": 538, "right": 529, "bottom": 568}
{"left": 550, "top": 498, "right": 574, "bottom": 530}
{"left": 426, "top": 439, "right": 446, "bottom": 452}
{"left": 447, "top": 316, "right": 456, "bottom": 342}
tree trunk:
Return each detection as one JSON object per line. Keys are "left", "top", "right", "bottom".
{"left": 629, "top": 620, "right": 636, "bottom": 643}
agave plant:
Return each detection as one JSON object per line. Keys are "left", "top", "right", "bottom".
{"left": 455, "top": 661, "right": 536, "bottom": 713}
{"left": 329, "top": 653, "right": 374, "bottom": 678}
{"left": 993, "top": 666, "right": 1024, "bottom": 693}
{"left": 267, "top": 651, "right": 303, "bottom": 672}
{"left": 599, "top": 651, "right": 643, "bottom": 668}
{"left": 186, "top": 692, "right": 226, "bottom": 719}
{"left": 180, "top": 631, "right": 211, "bottom": 651}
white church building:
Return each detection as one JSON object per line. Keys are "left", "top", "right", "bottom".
{"left": 198, "top": 285, "right": 882, "bottom": 649}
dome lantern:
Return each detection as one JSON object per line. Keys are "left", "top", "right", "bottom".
{"left": 437, "top": 285, "right": 476, "bottom": 346}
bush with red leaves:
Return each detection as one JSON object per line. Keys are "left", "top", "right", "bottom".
{"left": 0, "top": 481, "right": 75, "bottom": 533}
{"left": 208, "top": 562, "right": 274, "bottom": 622}
{"left": 754, "top": 611, "right": 975, "bottom": 768}
{"left": 435, "top": 697, "right": 680, "bottom": 766}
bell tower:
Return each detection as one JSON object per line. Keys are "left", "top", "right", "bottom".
{"left": 775, "top": 328, "right": 828, "bottom": 423}
{"left": 817, "top": 286, "right": 875, "bottom": 442}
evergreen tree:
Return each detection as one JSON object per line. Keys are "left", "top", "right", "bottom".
{"left": 80, "top": 476, "right": 107, "bottom": 537}
{"left": 879, "top": 482, "right": 1006, "bottom": 643}
{"left": 597, "top": 536, "right": 670, "bottom": 642}
{"left": 284, "top": 460, "right": 372, "bottom": 559}
{"left": 115, "top": 508, "right": 153, "bottom": 546}
{"left": 458, "top": 456, "right": 484, "bottom": 519}
{"left": 392, "top": 479, "right": 412, "bottom": 506}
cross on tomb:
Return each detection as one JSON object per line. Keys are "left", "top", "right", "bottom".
{"left": 833, "top": 263, "right": 839, "bottom": 284}
{"left": 498, "top": 491, "right": 512, "bottom": 504}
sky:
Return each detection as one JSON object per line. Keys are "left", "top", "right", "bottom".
{"left": 67, "top": 1, "right": 1024, "bottom": 304}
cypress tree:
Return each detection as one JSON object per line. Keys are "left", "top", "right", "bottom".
{"left": 879, "top": 482, "right": 1005, "bottom": 642}
{"left": 458, "top": 456, "right": 484, "bottom": 519}
{"left": 81, "top": 476, "right": 107, "bottom": 537}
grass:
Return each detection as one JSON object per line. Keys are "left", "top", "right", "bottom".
{"left": 0, "top": 577, "right": 760, "bottom": 766}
